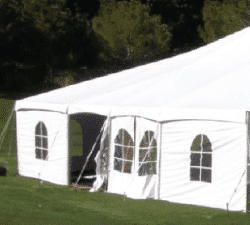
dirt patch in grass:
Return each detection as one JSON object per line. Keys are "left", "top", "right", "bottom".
{"left": 71, "top": 183, "right": 92, "bottom": 191}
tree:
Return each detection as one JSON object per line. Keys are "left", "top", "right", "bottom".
{"left": 0, "top": 0, "right": 73, "bottom": 92}
{"left": 92, "top": 0, "right": 172, "bottom": 64}
{"left": 143, "top": 0, "right": 205, "bottom": 54}
{"left": 62, "top": 3, "right": 101, "bottom": 69}
{"left": 18, "top": 0, "right": 71, "bottom": 38}
{"left": 199, "top": 0, "right": 250, "bottom": 43}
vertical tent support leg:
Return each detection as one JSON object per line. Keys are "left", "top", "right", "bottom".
{"left": 156, "top": 123, "right": 162, "bottom": 200}
{"left": 67, "top": 109, "right": 70, "bottom": 186}
{"left": 246, "top": 112, "right": 250, "bottom": 212}
{"left": 15, "top": 110, "right": 19, "bottom": 176}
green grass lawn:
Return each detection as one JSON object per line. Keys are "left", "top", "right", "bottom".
{"left": 1, "top": 98, "right": 250, "bottom": 224}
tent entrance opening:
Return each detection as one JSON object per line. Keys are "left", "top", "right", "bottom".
{"left": 69, "top": 113, "right": 106, "bottom": 184}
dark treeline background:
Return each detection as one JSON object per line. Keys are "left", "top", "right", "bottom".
{"left": 1, "top": 0, "right": 250, "bottom": 97}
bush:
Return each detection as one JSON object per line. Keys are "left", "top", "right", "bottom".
{"left": 53, "top": 70, "right": 76, "bottom": 87}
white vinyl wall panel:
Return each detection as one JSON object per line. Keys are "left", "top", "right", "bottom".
{"left": 108, "top": 116, "right": 135, "bottom": 195}
{"left": 16, "top": 111, "right": 68, "bottom": 185}
{"left": 126, "top": 118, "right": 160, "bottom": 199}
{"left": 108, "top": 116, "right": 160, "bottom": 199}
{"left": 160, "top": 120, "right": 247, "bottom": 212}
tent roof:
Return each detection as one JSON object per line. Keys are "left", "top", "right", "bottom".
{"left": 16, "top": 27, "right": 250, "bottom": 123}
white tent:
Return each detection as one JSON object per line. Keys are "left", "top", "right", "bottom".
{"left": 15, "top": 26, "right": 250, "bottom": 212}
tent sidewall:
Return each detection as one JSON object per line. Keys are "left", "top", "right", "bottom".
{"left": 16, "top": 110, "right": 68, "bottom": 185}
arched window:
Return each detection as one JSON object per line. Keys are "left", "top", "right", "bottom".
{"left": 35, "top": 122, "right": 48, "bottom": 160}
{"left": 114, "top": 129, "right": 134, "bottom": 173}
{"left": 190, "top": 134, "right": 212, "bottom": 183}
{"left": 139, "top": 131, "right": 157, "bottom": 176}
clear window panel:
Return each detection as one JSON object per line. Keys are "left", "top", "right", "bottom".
{"left": 138, "top": 162, "right": 156, "bottom": 176}
{"left": 190, "top": 168, "right": 200, "bottom": 181}
{"left": 139, "top": 149, "right": 150, "bottom": 162}
{"left": 114, "top": 145, "right": 122, "bottom": 158}
{"left": 123, "top": 132, "right": 133, "bottom": 146}
{"left": 140, "top": 138, "right": 148, "bottom": 148}
{"left": 140, "top": 131, "right": 156, "bottom": 148}
{"left": 115, "top": 130, "right": 123, "bottom": 144}
{"left": 35, "top": 123, "right": 41, "bottom": 135}
{"left": 190, "top": 134, "right": 212, "bottom": 182}
{"left": 201, "top": 169, "right": 211, "bottom": 183}
{"left": 150, "top": 162, "right": 157, "bottom": 174}
{"left": 202, "top": 154, "right": 212, "bottom": 167}
{"left": 139, "top": 163, "right": 148, "bottom": 176}
{"left": 43, "top": 150, "right": 48, "bottom": 160}
{"left": 35, "top": 136, "right": 41, "bottom": 147}
{"left": 151, "top": 139, "right": 157, "bottom": 147}
{"left": 191, "top": 134, "right": 212, "bottom": 152}
{"left": 191, "top": 135, "right": 202, "bottom": 151}
{"left": 114, "top": 158, "right": 122, "bottom": 172}
{"left": 202, "top": 136, "right": 212, "bottom": 152}
{"left": 114, "top": 129, "right": 134, "bottom": 173}
{"left": 191, "top": 153, "right": 201, "bottom": 166}
{"left": 42, "top": 123, "right": 47, "bottom": 136}
{"left": 42, "top": 137, "right": 48, "bottom": 148}
{"left": 35, "top": 122, "right": 48, "bottom": 161}
{"left": 123, "top": 161, "right": 132, "bottom": 174}
{"left": 150, "top": 147, "right": 157, "bottom": 161}
{"left": 35, "top": 148, "right": 41, "bottom": 159}
{"left": 124, "top": 147, "right": 133, "bottom": 160}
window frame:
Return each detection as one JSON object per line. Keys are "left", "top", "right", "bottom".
{"left": 114, "top": 129, "right": 134, "bottom": 174}
{"left": 138, "top": 130, "right": 157, "bottom": 176}
{"left": 35, "top": 121, "right": 48, "bottom": 160}
{"left": 190, "top": 134, "right": 212, "bottom": 183}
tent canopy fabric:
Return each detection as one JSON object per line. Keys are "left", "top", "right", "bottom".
{"left": 16, "top": 26, "right": 250, "bottom": 122}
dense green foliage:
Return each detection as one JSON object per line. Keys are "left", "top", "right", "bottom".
{"left": 146, "top": 0, "right": 205, "bottom": 53}
{"left": 92, "top": 0, "right": 172, "bottom": 64}
{"left": 21, "top": 0, "right": 70, "bottom": 37}
{"left": 199, "top": 0, "right": 250, "bottom": 43}
{"left": 0, "top": 99, "right": 15, "bottom": 155}
{"left": 1, "top": 0, "right": 250, "bottom": 93}
{"left": 0, "top": 0, "right": 206, "bottom": 93}
{"left": 0, "top": 0, "right": 96, "bottom": 92}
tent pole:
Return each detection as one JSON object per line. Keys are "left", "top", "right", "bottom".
{"left": 246, "top": 112, "right": 250, "bottom": 213}
{"left": 107, "top": 117, "right": 112, "bottom": 191}
{"left": 134, "top": 116, "right": 136, "bottom": 176}
{"left": 67, "top": 110, "right": 70, "bottom": 186}
{"left": 14, "top": 104, "right": 19, "bottom": 177}
{"left": 156, "top": 123, "right": 162, "bottom": 200}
